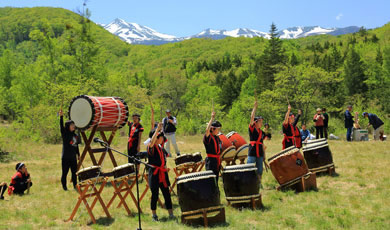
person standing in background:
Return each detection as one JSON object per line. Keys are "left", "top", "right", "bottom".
{"left": 344, "top": 105, "right": 354, "bottom": 141}
{"left": 313, "top": 108, "right": 325, "bottom": 139}
{"left": 322, "top": 108, "right": 329, "bottom": 139}
{"left": 362, "top": 112, "right": 385, "bottom": 141}
{"left": 162, "top": 110, "right": 180, "bottom": 157}
{"left": 127, "top": 113, "right": 144, "bottom": 163}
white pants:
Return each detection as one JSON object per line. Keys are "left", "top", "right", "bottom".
{"left": 374, "top": 125, "right": 384, "bottom": 140}
{"left": 165, "top": 133, "right": 180, "bottom": 155}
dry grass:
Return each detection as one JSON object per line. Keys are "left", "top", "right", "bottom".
{"left": 1, "top": 133, "right": 390, "bottom": 229}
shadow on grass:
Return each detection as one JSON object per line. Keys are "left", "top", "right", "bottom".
{"left": 89, "top": 217, "right": 115, "bottom": 226}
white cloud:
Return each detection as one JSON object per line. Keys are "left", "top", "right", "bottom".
{"left": 336, "top": 13, "right": 343, "bottom": 21}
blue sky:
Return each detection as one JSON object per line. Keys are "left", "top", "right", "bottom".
{"left": 1, "top": 0, "right": 389, "bottom": 37}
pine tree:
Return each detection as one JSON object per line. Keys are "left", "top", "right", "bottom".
{"left": 290, "top": 53, "right": 299, "bottom": 66}
{"left": 344, "top": 48, "right": 367, "bottom": 95}
{"left": 376, "top": 47, "right": 383, "bottom": 65}
{"left": 258, "top": 23, "right": 286, "bottom": 89}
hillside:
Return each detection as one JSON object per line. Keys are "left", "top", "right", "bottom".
{"left": 0, "top": 7, "right": 389, "bottom": 144}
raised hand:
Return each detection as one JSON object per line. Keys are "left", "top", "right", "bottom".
{"left": 59, "top": 109, "right": 63, "bottom": 116}
{"left": 288, "top": 104, "right": 291, "bottom": 111}
{"left": 157, "top": 122, "right": 163, "bottom": 131}
{"left": 298, "top": 109, "right": 302, "bottom": 115}
{"left": 211, "top": 111, "right": 216, "bottom": 119}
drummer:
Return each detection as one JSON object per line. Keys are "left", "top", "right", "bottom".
{"left": 127, "top": 113, "right": 144, "bottom": 163}
{"left": 59, "top": 109, "right": 80, "bottom": 190}
{"left": 282, "top": 105, "right": 302, "bottom": 149}
{"left": 248, "top": 100, "right": 269, "bottom": 182}
{"left": 204, "top": 111, "right": 222, "bottom": 183}
{"left": 147, "top": 123, "right": 175, "bottom": 221}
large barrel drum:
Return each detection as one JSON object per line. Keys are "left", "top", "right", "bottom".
{"left": 222, "top": 163, "right": 259, "bottom": 203}
{"left": 177, "top": 171, "right": 220, "bottom": 212}
{"left": 68, "top": 95, "right": 129, "bottom": 130}
{"left": 217, "top": 133, "right": 233, "bottom": 153}
{"left": 226, "top": 131, "right": 247, "bottom": 150}
{"left": 302, "top": 138, "right": 334, "bottom": 173}
{"left": 268, "top": 146, "right": 309, "bottom": 186}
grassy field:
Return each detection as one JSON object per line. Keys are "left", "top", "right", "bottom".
{"left": 0, "top": 133, "right": 390, "bottom": 230}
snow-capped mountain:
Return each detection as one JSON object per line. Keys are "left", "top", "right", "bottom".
{"left": 277, "top": 26, "right": 360, "bottom": 39}
{"left": 103, "top": 18, "right": 182, "bottom": 45}
{"left": 100, "top": 18, "right": 359, "bottom": 45}
{"left": 189, "top": 28, "right": 270, "bottom": 39}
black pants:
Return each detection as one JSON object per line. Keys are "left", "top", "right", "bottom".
{"left": 128, "top": 146, "right": 137, "bottom": 163}
{"left": 61, "top": 158, "right": 77, "bottom": 189}
{"left": 0, "top": 184, "right": 7, "bottom": 197}
{"left": 324, "top": 126, "right": 328, "bottom": 139}
{"left": 13, "top": 182, "right": 32, "bottom": 195}
{"left": 315, "top": 126, "right": 324, "bottom": 139}
{"left": 148, "top": 170, "right": 172, "bottom": 210}
{"left": 206, "top": 157, "right": 219, "bottom": 183}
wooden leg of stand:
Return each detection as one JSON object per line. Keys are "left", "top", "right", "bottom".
{"left": 203, "top": 209, "right": 208, "bottom": 228}
{"left": 67, "top": 184, "right": 89, "bottom": 222}
{"left": 251, "top": 197, "right": 255, "bottom": 210}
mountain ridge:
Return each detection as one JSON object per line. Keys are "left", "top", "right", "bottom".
{"left": 101, "top": 18, "right": 361, "bottom": 45}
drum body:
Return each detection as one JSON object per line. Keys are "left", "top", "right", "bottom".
{"left": 177, "top": 171, "right": 220, "bottom": 212}
{"left": 268, "top": 146, "right": 308, "bottom": 185}
{"left": 175, "top": 154, "right": 194, "bottom": 166}
{"left": 302, "top": 139, "right": 334, "bottom": 172}
{"left": 69, "top": 95, "right": 129, "bottom": 130}
{"left": 112, "top": 163, "right": 135, "bottom": 179}
{"left": 218, "top": 133, "right": 233, "bottom": 152}
{"left": 76, "top": 166, "right": 102, "bottom": 183}
{"left": 192, "top": 152, "right": 203, "bottom": 163}
{"left": 222, "top": 164, "right": 259, "bottom": 203}
{"left": 226, "top": 131, "right": 247, "bottom": 149}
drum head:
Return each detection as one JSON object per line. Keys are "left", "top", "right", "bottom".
{"left": 70, "top": 97, "right": 93, "bottom": 129}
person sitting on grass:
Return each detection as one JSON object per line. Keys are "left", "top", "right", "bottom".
{"left": 300, "top": 124, "right": 311, "bottom": 144}
{"left": 8, "top": 163, "right": 32, "bottom": 195}
{"left": 0, "top": 182, "right": 7, "bottom": 200}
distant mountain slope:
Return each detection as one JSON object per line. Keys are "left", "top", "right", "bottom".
{"left": 101, "top": 18, "right": 360, "bottom": 45}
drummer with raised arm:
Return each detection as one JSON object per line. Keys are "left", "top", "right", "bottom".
{"left": 147, "top": 123, "right": 175, "bottom": 221}
{"left": 204, "top": 111, "right": 222, "bottom": 184}
{"left": 247, "top": 99, "right": 269, "bottom": 183}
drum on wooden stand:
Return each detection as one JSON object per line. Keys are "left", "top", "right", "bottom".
{"left": 268, "top": 146, "right": 309, "bottom": 187}
{"left": 302, "top": 138, "right": 335, "bottom": 173}
{"left": 192, "top": 152, "right": 203, "bottom": 163}
{"left": 177, "top": 171, "right": 221, "bottom": 213}
{"left": 76, "top": 166, "right": 103, "bottom": 184}
{"left": 175, "top": 154, "right": 194, "bottom": 167}
{"left": 68, "top": 95, "right": 129, "bottom": 130}
{"left": 112, "top": 163, "right": 135, "bottom": 180}
{"left": 226, "top": 131, "right": 247, "bottom": 150}
{"left": 222, "top": 163, "right": 260, "bottom": 204}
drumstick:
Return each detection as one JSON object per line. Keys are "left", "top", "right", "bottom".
{"left": 285, "top": 95, "right": 290, "bottom": 106}
{"left": 254, "top": 89, "right": 258, "bottom": 102}
{"left": 212, "top": 98, "right": 214, "bottom": 113}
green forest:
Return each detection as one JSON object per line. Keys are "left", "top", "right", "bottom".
{"left": 0, "top": 7, "right": 389, "bottom": 143}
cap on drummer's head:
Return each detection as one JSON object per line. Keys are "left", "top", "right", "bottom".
{"left": 254, "top": 116, "right": 264, "bottom": 122}
{"left": 211, "top": 121, "right": 222, "bottom": 128}
{"left": 132, "top": 113, "right": 141, "bottom": 118}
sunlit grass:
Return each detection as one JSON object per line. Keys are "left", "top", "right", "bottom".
{"left": 1, "top": 134, "right": 390, "bottom": 229}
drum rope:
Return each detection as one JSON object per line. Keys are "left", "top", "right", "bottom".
{"left": 111, "top": 97, "right": 122, "bottom": 127}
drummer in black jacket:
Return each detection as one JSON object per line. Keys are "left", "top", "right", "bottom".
{"left": 247, "top": 99, "right": 269, "bottom": 183}
{"left": 203, "top": 111, "right": 222, "bottom": 183}
{"left": 59, "top": 109, "right": 80, "bottom": 191}
{"left": 147, "top": 123, "right": 175, "bottom": 221}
